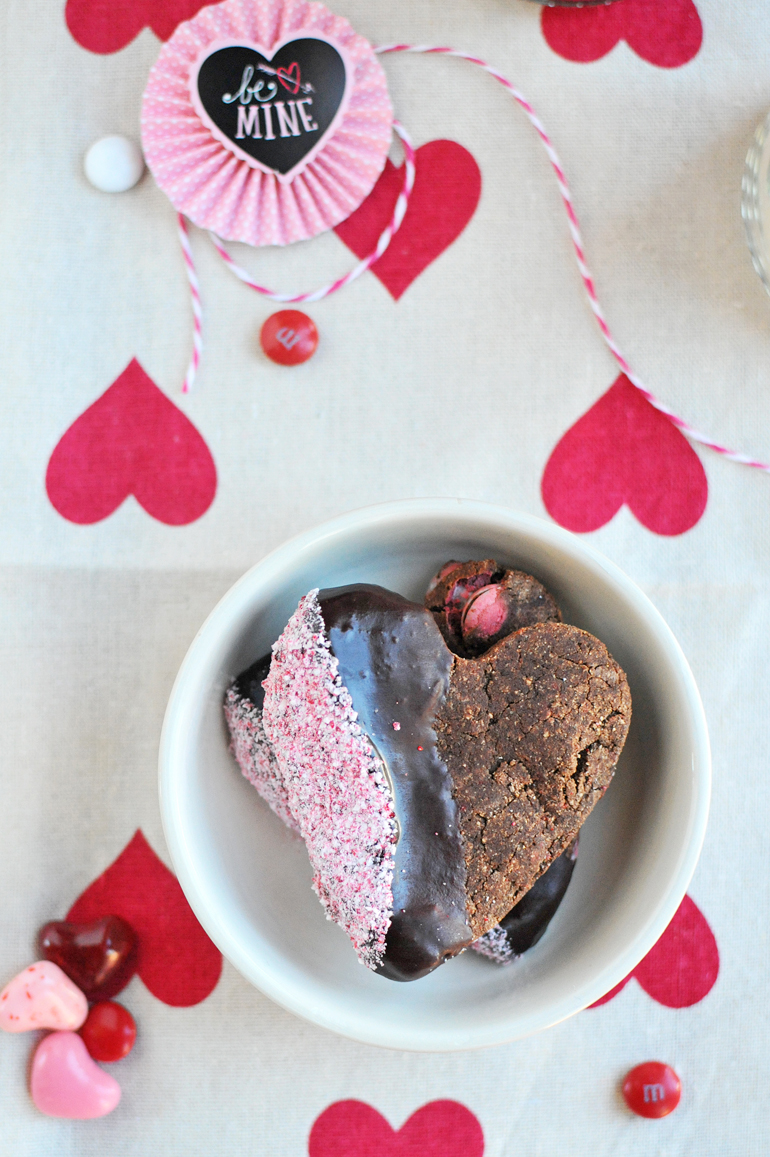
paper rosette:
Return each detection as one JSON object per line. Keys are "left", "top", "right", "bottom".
{"left": 141, "top": 0, "right": 393, "bottom": 247}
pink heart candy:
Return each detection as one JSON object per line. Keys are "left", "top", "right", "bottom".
{"left": 31, "top": 1031, "right": 121, "bottom": 1119}
{"left": 0, "top": 961, "right": 88, "bottom": 1033}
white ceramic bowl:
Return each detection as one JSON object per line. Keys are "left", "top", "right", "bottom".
{"left": 159, "top": 499, "right": 710, "bottom": 1051}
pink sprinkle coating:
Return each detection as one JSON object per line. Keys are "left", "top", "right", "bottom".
{"left": 471, "top": 924, "right": 516, "bottom": 965}
{"left": 262, "top": 590, "right": 397, "bottom": 969}
{"left": 224, "top": 686, "right": 299, "bottom": 832}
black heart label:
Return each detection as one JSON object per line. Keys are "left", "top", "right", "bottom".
{"left": 190, "top": 36, "right": 351, "bottom": 183}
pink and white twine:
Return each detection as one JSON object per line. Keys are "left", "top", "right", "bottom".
{"left": 177, "top": 117, "right": 414, "bottom": 391}
{"left": 208, "top": 118, "right": 415, "bottom": 304}
{"left": 180, "top": 39, "right": 770, "bottom": 473}
{"left": 377, "top": 44, "right": 770, "bottom": 472}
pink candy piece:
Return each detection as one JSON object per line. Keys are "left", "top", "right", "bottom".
{"left": 0, "top": 961, "right": 88, "bottom": 1033}
{"left": 461, "top": 585, "right": 508, "bottom": 643}
{"left": 30, "top": 1031, "right": 121, "bottom": 1119}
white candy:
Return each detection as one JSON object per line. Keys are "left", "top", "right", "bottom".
{"left": 84, "top": 136, "right": 145, "bottom": 193}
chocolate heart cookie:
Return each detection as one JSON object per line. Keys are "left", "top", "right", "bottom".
{"left": 427, "top": 559, "right": 580, "bottom": 965}
{"left": 433, "top": 615, "right": 629, "bottom": 944}
{"left": 240, "top": 582, "right": 630, "bottom": 981}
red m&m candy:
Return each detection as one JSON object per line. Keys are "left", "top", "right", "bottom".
{"left": 260, "top": 310, "right": 318, "bottom": 365}
{"left": 622, "top": 1061, "right": 681, "bottom": 1118}
{"left": 80, "top": 1001, "right": 136, "bottom": 1063}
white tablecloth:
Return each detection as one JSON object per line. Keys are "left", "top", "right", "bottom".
{"left": 2, "top": 1, "right": 769, "bottom": 1152}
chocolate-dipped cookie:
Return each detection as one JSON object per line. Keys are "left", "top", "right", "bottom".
{"left": 472, "top": 839, "right": 578, "bottom": 963}
{"left": 253, "top": 583, "right": 630, "bottom": 981}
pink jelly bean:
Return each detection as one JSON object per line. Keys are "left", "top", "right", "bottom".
{"left": 30, "top": 1031, "right": 121, "bottom": 1119}
{"left": 0, "top": 961, "right": 88, "bottom": 1033}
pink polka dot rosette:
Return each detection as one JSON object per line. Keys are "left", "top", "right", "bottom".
{"left": 141, "top": 0, "right": 393, "bottom": 247}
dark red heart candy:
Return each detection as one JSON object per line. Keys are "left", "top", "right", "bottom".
{"left": 39, "top": 915, "right": 138, "bottom": 1001}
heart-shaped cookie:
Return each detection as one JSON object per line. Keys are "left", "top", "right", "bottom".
{"left": 434, "top": 616, "right": 630, "bottom": 941}
{"left": 252, "top": 584, "right": 630, "bottom": 980}
{"left": 191, "top": 36, "right": 350, "bottom": 181}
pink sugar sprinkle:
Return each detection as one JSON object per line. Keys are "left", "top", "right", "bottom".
{"left": 262, "top": 590, "right": 397, "bottom": 970}
{"left": 392, "top": 721, "right": 401, "bottom": 731}
{"left": 224, "top": 687, "right": 299, "bottom": 833}
{"left": 472, "top": 924, "right": 516, "bottom": 965}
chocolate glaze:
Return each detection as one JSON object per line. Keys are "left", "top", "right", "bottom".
{"left": 495, "top": 839, "right": 578, "bottom": 956}
{"left": 233, "top": 653, "right": 271, "bottom": 711}
{"left": 318, "top": 585, "right": 473, "bottom": 981}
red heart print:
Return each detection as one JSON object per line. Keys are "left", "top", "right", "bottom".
{"left": 334, "top": 140, "right": 482, "bottom": 301}
{"left": 309, "top": 1100, "right": 484, "bottom": 1157}
{"left": 590, "top": 894, "right": 719, "bottom": 1008}
{"left": 276, "top": 63, "right": 301, "bottom": 94}
{"left": 541, "top": 0, "right": 703, "bottom": 69}
{"left": 46, "top": 358, "right": 217, "bottom": 526}
{"left": 66, "top": 830, "right": 222, "bottom": 1007}
{"left": 65, "top": 0, "right": 209, "bottom": 54}
{"left": 541, "top": 373, "right": 707, "bottom": 536}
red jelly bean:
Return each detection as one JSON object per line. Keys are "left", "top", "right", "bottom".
{"left": 260, "top": 310, "right": 318, "bottom": 365}
{"left": 622, "top": 1062, "right": 681, "bottom": 1118}
{"left": 39, "top": 916, "right": 138, "bottom": 1001}
{"left": 80, "top": 1001, "right": 136, "bottom": 1062}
